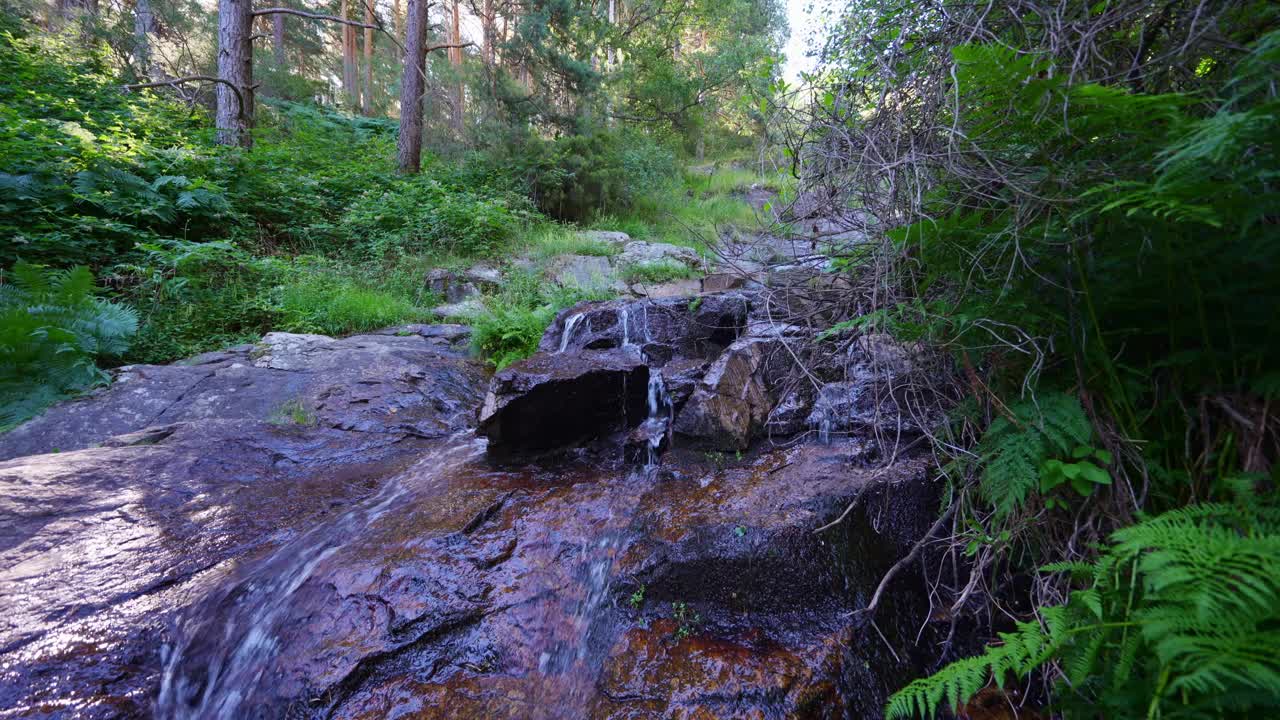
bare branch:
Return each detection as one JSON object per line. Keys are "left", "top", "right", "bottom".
{"left": 123, "top": 75, "right": 245, "bottom": 120}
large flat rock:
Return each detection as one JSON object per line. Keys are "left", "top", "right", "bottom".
{"left": 0, "top": 331, "right": 483, "bottom": 461}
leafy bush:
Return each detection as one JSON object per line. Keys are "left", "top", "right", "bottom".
{"left": 470, "top": 270, "right": 614, "bottom": 369}
{"left": 888, "top": 498, "right": 1280, "bottom": 719}
{"left": 805, "top": 9, "right": 1280, "bottom": 718}
{"left": 0, "top": 27, "right": 225, "bottom": 268}
{"left": 116, "top": 242, "right": 435, "bottom": 363}
{"left": 503, "top": 130, "right": 677, "bottom": 222}
{"left": 0, "top": 262, "right": 137, "bottom": 428}
{"left": 339, "top": 176, "right": 530, "bottom": 258}
{"left": 115, "top": 240, "right": 281, "bottom": 364}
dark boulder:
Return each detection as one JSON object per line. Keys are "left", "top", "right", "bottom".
{"left": 477, "top": 350, "right": 650, "bottom": 458}
{"left": 538, "top": 293, "right": 750, "bottom": 363}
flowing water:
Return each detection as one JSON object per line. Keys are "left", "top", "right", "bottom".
{"left": 558, "top": 313, "right": 584, "bottom": 353}
{"left": 155, "top": 437, "right": 487, "bottom": 719}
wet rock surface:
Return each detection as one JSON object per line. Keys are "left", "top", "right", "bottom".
{"left": 0, "top": 329, "right": 488, "bottom": 719}
{"left": 1, "top": 301, "right": 952, "bottom": 719}
{"left": 0, "top": 331, "right": 483, "bottom": 461}
{"left": 151, "top": 442, "right": 944, "bottom": 720}
{"left": 478, "top": 350, "right": 650, "bottom": 458}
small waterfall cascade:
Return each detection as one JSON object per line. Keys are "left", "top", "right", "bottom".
{"left": 155, "top": 437, "right": 486, "bottom": 720}
{"left": 638, "top": 370, "right": 672, "bottom": 471}
{"left": 557, "top": 313, "right": 584, "bottom": 353}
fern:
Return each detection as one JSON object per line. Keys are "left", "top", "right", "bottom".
{"left": 978, "top": 392, "right": 1093, "bottom": 517}
{"left": 886, "top": 501, "right": 1280, "bottom": 719}
{"left": 0, "top": 262, "right": 138, "bottom": 429}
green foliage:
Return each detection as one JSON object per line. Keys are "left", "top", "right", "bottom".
{"left": 0, "top": 262, "right": 137, "bottom": 428}
{"left": 0, "top": 28, "right": 222, "bottom": 268}
{"left": 338, "top": 176, "right": 530, "bottom": 259}
{"left": 470, "top": 270, "right": 614, "bottom": 369}
{"left": 887, "top": 499, "right": 1280, "bottom": 719}
{"left": 268, "top": 398, "right": 316, "bottom": 427}
{"left": 114, "top": 241, "right": 434, "bottom": 364}
{"left": 267, "top": 261, "right": 433, "bottom": 336}
{"left": 114, "top": 240, "right": 281, "bottom": 363}
{"left": 520, "top": 224, "right": 620, "bottom": 261}
{"left": 670, "top": 601, "right": 702, "bottom": 641}
{"left": 977, "top": 393, "right": 1095, "bottom": 518}
{"left": 619, "top": 260, "right": 699, "bottom": 285}
{"left": 501, "top": 130, "right": 678, "bottom": 222}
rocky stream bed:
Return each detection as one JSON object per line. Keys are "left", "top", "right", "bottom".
{"left": 1, "top": 265, "right": 961, "bottom": 718}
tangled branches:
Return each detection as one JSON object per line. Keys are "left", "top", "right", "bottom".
{"left": 725, "top": 0, "right": 1280, "bottom": 711}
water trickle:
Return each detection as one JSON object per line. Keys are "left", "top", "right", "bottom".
{"left": 558, "top": 313, "right": 584, "bottom": 353}
{"left": 639, "top": 370, "right": 672, "bottom": 471}
{"left": 618, "top": 305, "right": 632, "bottom": 352}
{"left": 155, "top": 437, "right": 485, "bottom": 720}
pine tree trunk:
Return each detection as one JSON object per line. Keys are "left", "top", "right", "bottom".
{"left": 216, "top": 0, "right": 253, "bottom": 147}
{"left": 133, "top": 0, "right": 153, "bottom": 79}
{"left": 362, "top": 0, "right": 375, "bottom": 115}
{"left": 483, "top": 0, "right": 494, "bottom": 66}
{"left": 342, "top": 0, "right": 359, "bottom": 108}
{"left": 397, "top": 0, "right": 429, "bottom": 173}
{"left": 272, "top": 13, "right": 286, "bottom": 67}
{"left": 449, "top": 0, "right": 464, "bottom": 134}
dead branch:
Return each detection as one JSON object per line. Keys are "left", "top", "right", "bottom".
{"left": 123, "top": 75, "right": 245, "bottom": 119}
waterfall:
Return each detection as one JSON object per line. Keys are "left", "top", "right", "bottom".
{"left": 557, "top": 313, "right": 584, "bottom": 353}
{"left": 640, "top": 370, "right": 672, "bottom": 471}
{"left": 618, "top": 305, "right": 632, "bottom": 352}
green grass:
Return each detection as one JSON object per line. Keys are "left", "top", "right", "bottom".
{"left": 589, "top": 172, "right": 764, "bottom": 255}
{"left": 518, "top": 223, "right": 620, "bottom": 263}
{"left": 619, "top": 260, "right": 700, "bottom": 284}
{"left": 470, "top": 268, "right": 615, "bottom": 369}
{"left": 268, "top": 398, "right": 316, "bottom": 426}
{"left": 272, "top": 260, "right": 435, "bottom": 336}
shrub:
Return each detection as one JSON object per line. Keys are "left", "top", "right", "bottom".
{"left": 115, "top": 240, "right": 281, "bottom": 364}
{"left": 470, "top": 270, "right": 614, "bottom": 369}
{"left": 0, "top": 262, "right": 137, "bottom": 428}
{"left": 887, "top": 498, "right": 1280, "bottom": 719}
{"left": 503, "top": 130, "right": 678, "bottom": 222}
{"left": 0, "top": 27, "right": 226, "bottom": 268}
{"left": 339, "top": 176, "right": 530, "bottom": 258}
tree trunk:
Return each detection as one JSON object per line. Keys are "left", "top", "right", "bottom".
{"left": 341, "top": 0, "right": 359, "bottom": 108}
{"left": 393, "top": 0, "right": 403, "bottom": 41}
{"left": 272, "top": 13, "right": 286, "bottom": 66}
{"left": 362, "top": 0, "right": 376, "bottom": 114}
{"left": 483, "top": 0, "right": 494, "bottom": 66}
{"left": 397, "top": 0, "right": 430, "bottom": 173}
{"left": 216, "top": 0, "right": 253, "bottom": 147}
{"left": 133, "top": 0, "right": 153, "bottom": 79}
{"left": 449, "top": 0, "right": 464, "bottom": 134}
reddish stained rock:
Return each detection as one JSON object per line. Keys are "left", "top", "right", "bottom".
{"left": 591, "top": 621, "right": 846, "bottom": 719}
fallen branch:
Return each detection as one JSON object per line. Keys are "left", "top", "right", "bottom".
{"left": 123, "top": 75, "right": 245, "bottom": 119}
{"left": 858, "top": 500, "right": 958, "bottom": 617}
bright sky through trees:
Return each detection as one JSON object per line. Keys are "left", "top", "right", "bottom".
{"left": 783, "top": 0, "right": 828, "bottom": 81}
